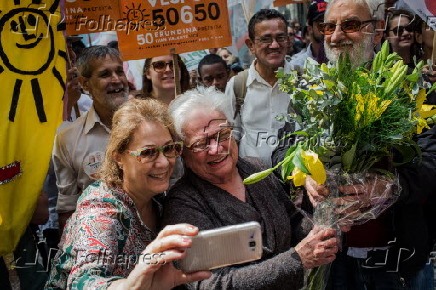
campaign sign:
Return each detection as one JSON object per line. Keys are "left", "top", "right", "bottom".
{"left": 65, "top": 0, "right": 123, "bottom": 35}
{"left": 117, "top": 0, "right": 232, "bottom": 60}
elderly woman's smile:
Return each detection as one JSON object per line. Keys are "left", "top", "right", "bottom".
{"left": 208, "top": 154, "right": 229, "bottom": 166}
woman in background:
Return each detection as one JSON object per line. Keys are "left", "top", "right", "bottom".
{"left": 142, "top": 54, "right": 190, "bottom": 105}
{"left": 386, "top": 9, "right": 417, "bottom": 66}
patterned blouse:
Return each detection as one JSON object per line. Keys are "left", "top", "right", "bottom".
{"left": 45, "top": 181, "right": 160, "bottom": 289}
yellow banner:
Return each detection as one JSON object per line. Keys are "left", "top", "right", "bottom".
{"left": 117, "top": 0, "right": 232, "bottom": 60}
{"left": 0, "top": 0, "right": 65, "bottom": 255}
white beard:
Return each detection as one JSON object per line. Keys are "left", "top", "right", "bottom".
{"left": 325, "top": 33, "right": 375, "bottom": 66}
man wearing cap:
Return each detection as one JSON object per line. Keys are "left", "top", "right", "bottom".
{"left": 289, "top": 1, "right": 327, "bottom": 70}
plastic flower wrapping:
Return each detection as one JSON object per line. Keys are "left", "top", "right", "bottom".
{"left": 243, "top": 41, "right": 436, "bottom": 289}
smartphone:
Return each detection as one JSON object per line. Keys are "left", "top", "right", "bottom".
{"left": 177, "top": 221, "right": 263, "bottom": 273}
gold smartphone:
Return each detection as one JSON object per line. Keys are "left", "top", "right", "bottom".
{"left": 177, "top": 221, "right": 263, "bottom": 273}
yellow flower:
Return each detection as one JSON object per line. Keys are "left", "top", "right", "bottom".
{"left": 287, "top": 150, "right": 327, "bottom": 186}
{"left": 415, "top": 117, "right": 429, "bottom": 134}
{"left": 414, "top": 89, "right": 436, "bottom": 134}
{"left": 302, "top": 150, "right": 327, "bottom": 185}
{"left": 288, "top": 167, "right": 307, "bottom": 187}
{"left": 353, "top": 93, "right": 392, "bottom": 126}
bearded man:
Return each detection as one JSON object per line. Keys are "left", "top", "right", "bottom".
{"left": 273, "top": 0, "right": 436, "bottom": 288}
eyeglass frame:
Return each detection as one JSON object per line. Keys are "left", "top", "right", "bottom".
{"left": 150, "top": 60, "right": 176, "bottom": 73}
{"left": 253, "top": 34, "right": 289, "bottom": 46}
{"left": 185, "top": 127, "right": 234, "bottom": 153}
{"left": 318, "top": 19, "right": 377, "bottom": 35}
{"left": 127, "top": 141, "right": 183, "bottom": 163}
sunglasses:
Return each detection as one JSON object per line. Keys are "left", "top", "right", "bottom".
{"left": 128, "top": 142, "right": 183, "bottom": 163}
{"left": 318, "top": 19, "right": 376, "bottom": 35}
{"left": 150, "top": 61, "right": 174, "bottom": 73}
{"left": 186, "top": 127, "right": 233, "bottom": 153}
{"left": 390, "top": 25, "right": 414, "bottom": 36}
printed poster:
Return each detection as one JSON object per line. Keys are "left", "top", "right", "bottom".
{"left": 180, "top": 49, "right": 208, "bottom": 71}
{"left": 117, "top": 0, "right": 232, "bottom": 60}
{"left": 65, "top": 0, "right": 122, "bottom": 35}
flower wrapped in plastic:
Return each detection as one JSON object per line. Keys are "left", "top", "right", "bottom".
{"left": 243, "top": 41, "right": 436, "bottom": 289}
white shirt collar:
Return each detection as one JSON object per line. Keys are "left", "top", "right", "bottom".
{"left": 84, "top": 105, "right": 111, "bottom": 135}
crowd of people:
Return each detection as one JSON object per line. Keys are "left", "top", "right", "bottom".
{"left": 2, "top": 0, "right": 436, "bottom": 289}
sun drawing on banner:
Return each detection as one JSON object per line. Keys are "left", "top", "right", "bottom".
{"left": 0, "top": 0, "right": 65, "bottom": 123}
{"left": 123, "top": 3, "right": 150, "bottom": 24}
{"left": 0, "top": 0, "right": 65, "bottom": 184}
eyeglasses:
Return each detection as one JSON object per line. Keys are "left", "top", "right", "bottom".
{"left": 318, "top": 19, "right": 376, "bottom": 35}
{"left": 254, "top": 35, "right": 289, "bottom": 46}
{"left": 186, "top": 127, "right": 233, "bottom": 152}
{"left": 128, "top": 142, "right": 183, "bottom": 163}
{"left": 150, "top": 61, "right": 174, "bottom": 73}
{"left": 390, "top": 25, "right": 414, "bottom": 36}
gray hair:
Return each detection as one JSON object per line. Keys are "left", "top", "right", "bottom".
{"left": 76, "top": 45, "right": 122, "bottom": 78}
{"left": 168, "top": 87, "right": 234, "bottom": 140}
{"left": 326, "top": 0, "right": 385, "bottom": 21}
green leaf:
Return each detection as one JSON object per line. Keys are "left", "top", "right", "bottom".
{"left": 292, "top": 148, "right": 310, "bottom": 174}
{"left": 281, "top": 159, "right": 296, "bottom": 180}
{"left": 369, "top": 168, "right": 395, "bottom": 179}
{"left": 391, "top": 144, "right": 416, "bottom": 166}
{"left": 280, "top": 148, "right": 298, "bottom": 180}
{"left": 428, "top": 82, "right": 436, "bottom": 95}
{"left": 406, "top": 73, "right": 419, "bottom": 83}
{"left": 341, "top": 143, "right": 357, "bottom": 172}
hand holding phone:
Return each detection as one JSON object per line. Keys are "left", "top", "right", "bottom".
{"left": 177, "top": 221, "right": 263, "bottom": 273}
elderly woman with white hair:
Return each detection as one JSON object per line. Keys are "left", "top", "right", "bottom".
{"left": 162, "top": 87, "right": 339, "bottom": 290}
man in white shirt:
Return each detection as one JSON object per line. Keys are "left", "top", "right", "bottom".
{"left": 53, "top": 46, "right": 129, "bottom": 230}
{"left": 225, "top": 9, "right": 293, "bottom": 166}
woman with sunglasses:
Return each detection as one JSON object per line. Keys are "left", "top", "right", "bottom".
{"left": 386, "top": 9, "right": 417, "bottom": 66}
{"left": 46, "top": 98, "right": 210, "bottom": 289}
{"left": 162, "top": 87, "right": 339, "bottom": 289}
{"left": 142, "top": 54, "right": 190, "bottom": 105}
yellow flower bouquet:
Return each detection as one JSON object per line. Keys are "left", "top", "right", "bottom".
{"left": 244, "top": 41, "right": 436, "bottom": 224}
{"left": 243, "top": 40, "right": 436, "bottom": 290}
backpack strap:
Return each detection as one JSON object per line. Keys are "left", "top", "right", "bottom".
{"left": 232, "top": 70, "right": 249, "bottom": 120}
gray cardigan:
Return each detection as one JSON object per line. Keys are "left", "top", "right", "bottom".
{"left": 162, "top": 157, "right": 312, "bottom": 290}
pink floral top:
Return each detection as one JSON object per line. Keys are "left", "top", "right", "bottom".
{"left": 46, "top": 181, "right": 160, "bottom": 289}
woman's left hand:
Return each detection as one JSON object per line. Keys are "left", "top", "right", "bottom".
{"left": 108, "top": 224, "right": 211, "bottom": 290}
